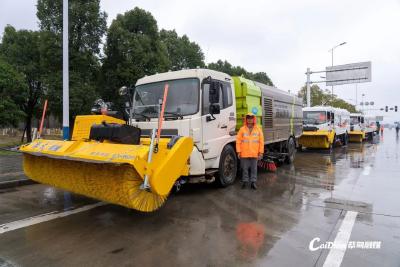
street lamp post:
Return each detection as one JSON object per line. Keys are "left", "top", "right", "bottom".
{"left": 361, "top": 93, "right": 365, "bottom": 114}
{"left": 62, "top": 0, "right": 69, "bottom": 140}
{"left": 355, "top": 83, "right": 358, "bottom": 110}
{"left": 328, "top": 42, "right": 347, "bottom": 104}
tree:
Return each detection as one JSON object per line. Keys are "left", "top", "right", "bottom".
{"left": 248, "top": 72, "right": 274, "bottom": 87}
{"left": 0, "top": 26, "right": 43, "bottom": 141}
{"left": 160, "top": 29, "right": 205, "bottom": 70}
{"left": 208, "top": 60, "right": 246, "bottom": 76}
{"left": 100, "top": 7, "right": 169, "bottom": 105}
{"left": 37, "top": 0, "right": 107, "bottom": 125}
{"left": 208, "top": 60, "right": 274, "bottom": 86}
{"left": 37, "top": 0, "right": 107, "bottom": 55}
{"left": 0, "top": 58, "right": 27, "bottom": 127}
{"left": 298, "top": 84, "right": 357, "bottom": 112}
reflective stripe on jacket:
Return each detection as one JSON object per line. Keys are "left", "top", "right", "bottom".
{"left": 236, "top": 125, "right": 264, "bottom": 158}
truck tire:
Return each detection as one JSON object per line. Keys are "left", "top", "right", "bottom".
{"left": 342, "top": 133, "right": 348, "bottom": 146}
{"left": 297, "top": 144, "right": 303, "bottom": 152}
{"left": 285, "top": 138, "right": 296, "bottom": 164}
{"left": 328, "top": 136, "right": 334, "bottom": 152}
{"left": 332, "top": 134, "right": 338, "bottom": 148}
{"left": 216, "top": 144, "right": 237, "bottom": 187}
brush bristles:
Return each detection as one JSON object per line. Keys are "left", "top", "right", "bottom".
{"left": 23, "top": 154, "right": 167, "bottom": 212}
{"left": 257, "top": 160, "right": 277, "bottom": 172}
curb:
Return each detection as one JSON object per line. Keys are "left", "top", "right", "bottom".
{"left": 0, "top": 179, "right": 36, "bottom": 189}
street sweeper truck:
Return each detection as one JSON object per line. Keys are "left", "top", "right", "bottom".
{"left": 299, "top": 106, "right": 350, "bottom": 150}
{"left": 349, "top": 113, "right": 375, "bottom": 142}
{"left": 20, "top": 68, "right": 302, "bottom": 212}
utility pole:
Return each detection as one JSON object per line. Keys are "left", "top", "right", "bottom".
{"left": 355, "top": 83, "right": 358, "bottom": 110}
{"left": 306, "top": 68, "right": 311, "bottom": 107}
{"left": 62, "top": 0, "right": 69, "bottom": 140}
{"left": 361, "top": 93, "right": 365, "bottom": 114}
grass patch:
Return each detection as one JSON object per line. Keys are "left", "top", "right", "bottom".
{"left": 0, "top": 137, "right": 22, "bottom": 156}
{"left": 0, "top": 149, "right": 20, "bottom": 156}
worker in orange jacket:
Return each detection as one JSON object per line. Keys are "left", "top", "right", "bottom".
{"left": 236, "top": 113, "right": 264, "bottom": 190}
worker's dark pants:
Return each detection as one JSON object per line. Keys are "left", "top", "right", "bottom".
{"left": 240, "top": 157, "right": 258, "bottom": 183}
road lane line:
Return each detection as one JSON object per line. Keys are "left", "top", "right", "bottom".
{"left": 0, "top": 202, "right": 105, "bottom": 234}
{"left": 323, "top": 211, "right": 358, "bottom": 267}
{"left": 0, "top": 171, "right": 24, "bottom": 178}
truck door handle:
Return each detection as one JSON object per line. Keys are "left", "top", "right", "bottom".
{"left": 220, "top": 125, "right": 227, "bottom": 129}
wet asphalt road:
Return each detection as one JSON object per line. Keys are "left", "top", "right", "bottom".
{"left": 0, "top": 154, "right": 25, "bottom": 184}
{"left": 0, "top": 132, "right": 399, "bottom": 267}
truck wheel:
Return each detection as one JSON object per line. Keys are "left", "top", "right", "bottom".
{"left": 328, "top": 142, "right": 333, "bottom": 152}
{"left": 332, "top": 134, "right": 338, "bottom": 148}
{"left": 216, "top": 145, "right": 237, "bottom": 187}
{"left": 328, "top": 136, "right": 334, "bottom": 151}
{"left": 285, "top": 138, "right": 296, "bottom": 164}
{"left": 297, "top": 145, "right": 303, "bottom": 152}
{"left": 342, "top": 133, "right": 349, "bottom": 146}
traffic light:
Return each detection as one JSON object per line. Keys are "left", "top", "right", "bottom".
{"left": 395, "top": 106, "right": 398, "bottom": 112}
{"left": 385, "top": 106, "right": 388, "bottom": 112}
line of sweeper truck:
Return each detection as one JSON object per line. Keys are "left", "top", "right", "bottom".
{"left": 19, "top": 69, "right": 378, "bottom": 212}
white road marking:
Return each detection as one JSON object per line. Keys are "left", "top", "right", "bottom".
{"left": 362, "top": 165, "right": 371, "bottom": 176}
{"left": 323, "top": 211, "right": 358, "bottom": 267}
{"left": 0, "top": 171, "right": 24, "bottom": 178}
{"left": 0, "top": 202, "right": 105, "bottom": 234}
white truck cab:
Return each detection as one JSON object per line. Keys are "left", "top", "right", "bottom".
{"left": 131, "top": 69, "right": 236, "bottom": 181}
{"left": 364, "top": 116, "right": 378, "bottom": 138}
{"left": 350, "top": 113, "right": 364, "bottom": 132}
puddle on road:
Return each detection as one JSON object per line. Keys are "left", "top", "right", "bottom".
{"left": 274, "top": 142, "right": 378, "bottom": 191}
{"left": 0, "top": 258, "right": 16, "bottom": 267}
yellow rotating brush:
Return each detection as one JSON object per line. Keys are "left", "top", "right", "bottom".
{"left": 24, "top": 154, "right": 167, "bottom": 212}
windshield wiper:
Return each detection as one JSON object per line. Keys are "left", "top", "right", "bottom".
{"left": 132, "top": 111, "right": 150, "bottom": 121}
{"left": 164, "top": 111, "right": 183, "bottom": 120}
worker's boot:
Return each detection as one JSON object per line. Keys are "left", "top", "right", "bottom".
{"left": 241, "top": 182, "right": 248, "bottom": 189}
{"left": 251, "top": 182, "right": 257, "bottom": 190}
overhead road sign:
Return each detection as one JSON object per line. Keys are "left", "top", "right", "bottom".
{"left": 326, "top": 61, "right": 371, "bottom": 86}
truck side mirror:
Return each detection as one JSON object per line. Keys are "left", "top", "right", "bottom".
{"left": 361, "top": 117, "right": 365, "bottom": 123}
{"left": 119, "top": 86, "right": 128, "bottom": 96}
{"left": 331, "top": 113, "right": 335, "bottom": 123}
{"left": 209, "top": 81, "right": 220, "bottom": 104}
{"left": 210, "top": 103, "right": 220, "bottom": 115}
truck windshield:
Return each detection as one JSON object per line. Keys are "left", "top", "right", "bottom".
{"left": 133, "top": 78, "right": 199, "bottom": 118}
{"left": 303, "top": 111, "right": 327, "bottom": 125}
{"left": 350, "top": 117, "right": 359, "bottom": 125}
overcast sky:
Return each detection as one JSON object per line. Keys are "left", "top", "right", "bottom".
{"left": 1, "top": 0, "right": 399, "bottom": 122}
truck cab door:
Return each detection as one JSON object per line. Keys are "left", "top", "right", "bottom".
{"left": 201, "top": 79, "right": 235, "bottom": 162}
